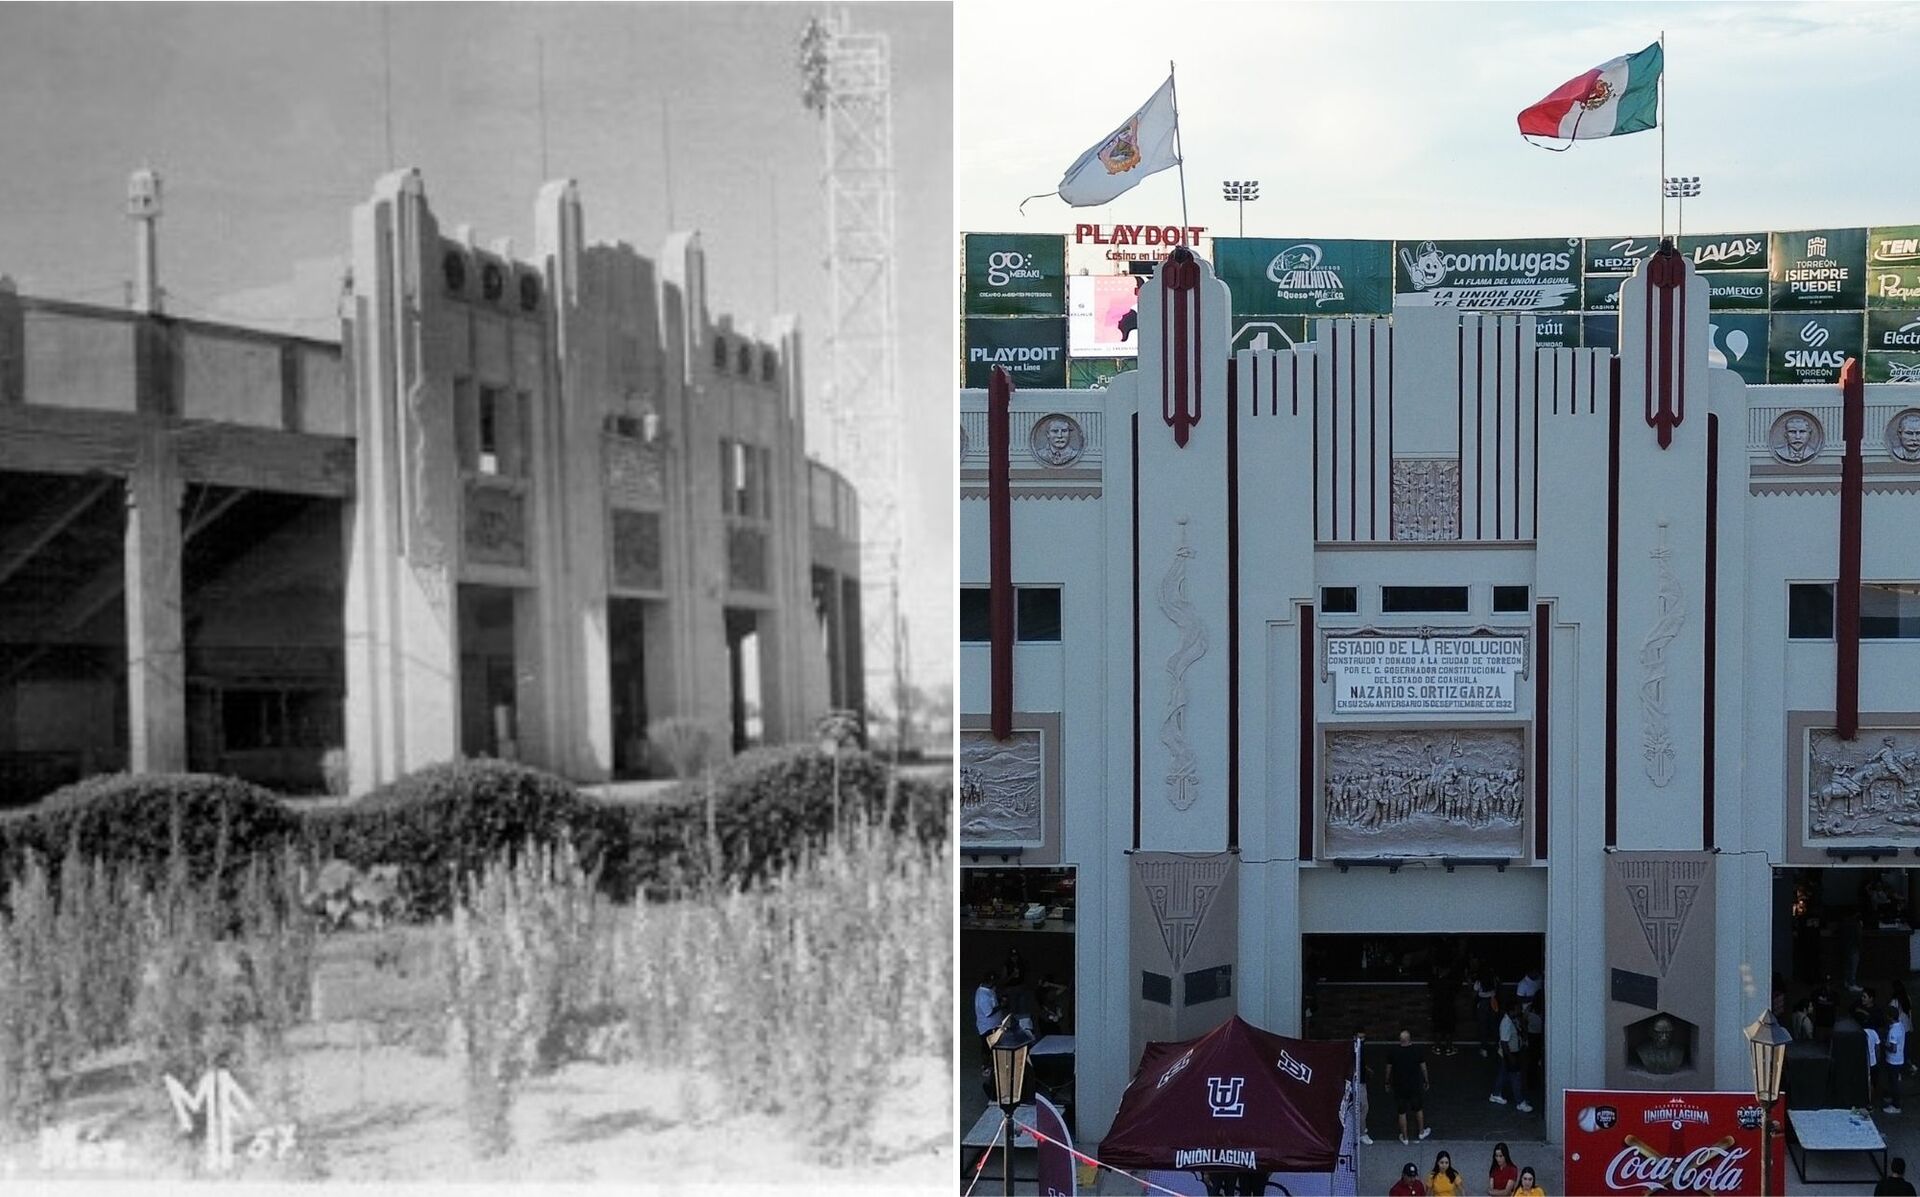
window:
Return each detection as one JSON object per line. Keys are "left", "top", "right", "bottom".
{"left": 960, "top": 589, "right": 990, "bottom": 642}
{"left": 1381, "top": 585, "right": 1470, "bottom": 613}
{"left": 1320, "top": 586, "right": 1358, "bottom": 614}
{"left": 1789, "top": 583, "right": 1834, "bottom": 639}
{"left": 1493, "top": 585, "right": 1530, "bottom": 614}
{"left": 1016, "top": 588, "right": 1062, "bottom": 642}
{"left": 478, "top": 387, "right": 501, "bottom": 475}
{"left": 712, "top": 335, "right": 728, "bottom": 370}
{"left": 1184, "top": 964, "right": 1233, "bottom": 1005}
{"left": 718, "top": 439, "right": 733, "bottom": 514}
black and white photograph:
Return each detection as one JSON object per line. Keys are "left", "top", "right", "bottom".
{"left": 0, "top": 3, "right": 953, "bottom": 1187}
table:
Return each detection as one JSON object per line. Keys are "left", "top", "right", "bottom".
{"left": 1787, "top": 1107, "right": 1888, "bottom": 1184}
{"left": 1030, "top": 1035, "right": 1075, "bottom": 1057}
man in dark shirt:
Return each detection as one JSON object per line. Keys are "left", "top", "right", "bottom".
{"left": 1875, "top": 1155, "right": 1917, "bottom": 1195}
{"left": 1387, "top": 1028, "right": 1432, "bottom": 1144}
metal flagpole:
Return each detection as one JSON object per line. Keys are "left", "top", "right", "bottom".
{"left": 1659, "top": 30, "right": 1666, "bottom": 242}
{"left": 1169, "top": 59, "right": 1188, "bottom": 234}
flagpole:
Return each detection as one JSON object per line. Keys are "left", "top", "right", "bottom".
{"left": 1658, "top": 29, "right": 1666, "bottom": 243}
{"left": 1169, "top": 59, "right": 1189, "bottom": 236}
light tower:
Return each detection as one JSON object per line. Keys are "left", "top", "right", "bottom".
{"left": 127, "top": 168, "right": 163, "bottom": 314}
{"left": 800, "top": 11, "right": 907, "bottom": 749}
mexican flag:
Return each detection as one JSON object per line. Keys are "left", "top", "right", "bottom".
{"left": 1517, "top": 42, "right": 1662, "bottom": 140}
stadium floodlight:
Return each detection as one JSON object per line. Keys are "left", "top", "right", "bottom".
{"left": 1663, "top": 175, "right": 1702, "bottom": 239}
{"left": 1222, "top": 179, "right": 1260, "bottom": 237}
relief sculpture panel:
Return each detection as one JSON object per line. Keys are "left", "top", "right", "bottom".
{"left": 959, "top": 730, "right": 1042, "bottom": 847}
{"left": 1390, "top": 458, "right": 1461, "bottom": 541}
{"left": 1807, "top": 727, "right": 1920, "bottom": 842}
{"left": 1323, "top": 728, "right": 1526, "bottom": 858}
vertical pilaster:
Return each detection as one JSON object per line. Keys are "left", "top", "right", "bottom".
{"left": 125, "top": 424, "right": 185, "bottom": 772}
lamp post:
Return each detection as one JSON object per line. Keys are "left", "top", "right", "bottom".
{"left": 988, "top": 1016, "right": 1035, "bottom": 1196}
{"left": 1222, "top": 180, "right": 1260, "bottom": 238}
{"left": 1663, "top": 175, "right": 1701, "bottom": 240}
{"left": 1745, "top": 1008, "right": 1790, "bottom": 1197}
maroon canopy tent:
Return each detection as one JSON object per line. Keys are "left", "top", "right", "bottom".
{"left": 1100, "top": 1016, "right": 1354, "bottom": 1174}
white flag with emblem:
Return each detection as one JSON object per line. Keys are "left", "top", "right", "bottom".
{"left": 1055, "top": 76, "right": 1180, "bottom": 207}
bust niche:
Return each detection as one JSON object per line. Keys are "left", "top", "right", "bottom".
{"left": 1626, "top": 1011, "right": 1696, "bottom": 1076}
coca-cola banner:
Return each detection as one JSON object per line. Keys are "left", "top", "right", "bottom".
{"left": 1564, "top": 1090, "right": 1784, "bottom": 1196}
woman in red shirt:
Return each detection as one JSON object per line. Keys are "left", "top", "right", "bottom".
{"left": 1487, "top": 1141, "right": 1519, "bottom": 1197}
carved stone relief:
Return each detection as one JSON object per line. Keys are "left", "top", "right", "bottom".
{"left": 1638, "top": 520, "right": 1685, "bottom": 787}
{"left": 1888, "top": 408, "right": 1920, "bottom": 462}
{"left": 1807, "top": 727, "right": 1920, "bottom": 840}
{"left": 1322, "top": 728, "right": 1526, "bottom": 858}
{"left": 605, "top": 434, "right": 666, "bottom": 507}
{"left": 1158, "top": 517, "right": 1207, "bottom": 811}
{"left": 1768, "top": 409, "right": 1824, "bottom": 464}
{"left": 959, "top": 729, "right": 1042, "bottom": 846}
{"left": 1029, "top": 413, "right": 1084, "bottom": 467}
{"left": 610, "top": 508, "right": 664, "bottom": 592}
{"left": 1617, "top": 857, "right": 1709, "bottom": 977}
{"left": 1136, "top": 855, "right": 1231, "bottom": 973}
{"left": 463, "top": 483, "right": 527, "bottom": 569}
{"left": 1390, "top": 458, "right": 1460, "bottom": 541}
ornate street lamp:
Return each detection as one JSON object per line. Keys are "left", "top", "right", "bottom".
{"left": 1745, "top": 1008, "right": 1790, "bottom": 1197}
{"left": 988, "top": 1016, "right": 1035, "bottom": 1196}
{"left": 1222, "top": 180, "right": 1260, "bottom": 238}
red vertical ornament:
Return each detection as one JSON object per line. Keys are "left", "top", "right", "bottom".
{"left": 1837, "top": 358, "right": 1864, "bottom": 741}
{"left": 1160, "top": 247, "right": 1203, "bottom": 447}
{"left": 1643, "top": 240, "right": 1687, "bottom": 449}
{"left": 988, "top": 366, "right": 1014, "bottom": 742}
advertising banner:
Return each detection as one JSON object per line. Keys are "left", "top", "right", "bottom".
{"left": 1705, "top": 270, "right": 1770, "bottom": 311}
{"left": 965, "top": 317, "right": 1067, "bottom": 389}
{"left": 1564, "top": 1091, "right": 1783, "bottom": 1197}
{"left": 1033, "top": 1093, "right": 1077, "bottom": 1197}
{"left": 1868, "top": 353, "right": 1920, "bottom": 384}
{"left": 1707, "top": 313, "right": 1769, "bottom": 386}
{"left": 1584, "top": 314, "right": 1621, "bottom": 353}
{"left": 1869, "top": 225, "right": 1920, "bottom": 308}
{"left": 1215, "top": 237, "right": 1393, "bottom": 316}
{"left": 1532, "top": 311, "right": 1580, "bottom": 347}
{"left": 1394, "top": 237, "right": 1582, "bottom": 310}
{"left": 1327, "top": 633, "right": 1527, "bottom": 714}
{"left": 1067, "top": 357, "right": 1133, "bottom": 390}
{"left": 1231, "top": 317, "right": 1310, "bottom": 353}
{"left": 1584, "top": 235, "right": 1659, "bottom": 276}
{"left": 1068, "top": 221, "right": 1209, "bottom": 275}
{"left": 1770, "top": 228, "right": 1868, "bottom": 310}
{"left": 964, "top": 234, "right": 1067, "bottom": 317}
{"left": 1585, "top": 274, "right": 1628, "bottom": 313}
{"left": 1769, "top": 311, "right": 1863, "bottom": 385}
{"left": 1679, "top": 231, "right": 1769, "bottom": 272}
{"left": 1869, "top": 309, "right": 1920, "bottom": 354}
{"left": 1069, "top": 274, "right": 1144, "bottom": 358}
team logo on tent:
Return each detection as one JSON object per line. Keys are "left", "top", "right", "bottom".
{"left": 1099, "top": 117, "right": 1144, "bottom": 175}
{"left": 1582, "top": 79, "right": 1614, "bottom": 109}
{"left": 1206, "top": 1077, "right": 1246, "bottom": 1118}
{"left": 1275, "top": 1050, "right": 1313, "bottom": 1084}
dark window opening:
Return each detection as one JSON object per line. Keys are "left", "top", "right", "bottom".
{"left": 1789, "top": 583, "right": 1835, "bottom": 639}
{"left": 1381, "top": 585, "right": 1470, "bottom": 613}
{"left": 1493, "top": 585, "right": 1530, "bottom": 614}
{"left": 1320, "top": 586, "right": 1358, "bottom": 614}
{"left": 712, "top": 335, "right": 728, "bottom": 370}
{"left": 477, "top": 387, "right": 501, "bottom": 475}
{"left": 1141, "top": 971, "right": 1172, "bottom": 1006}
{"left": 1016, "top": 588, "right": 1062, "bottom": 642}
{"left": 1185, "top": 964, "right": 1233, "bottom": 1005}
{"left": 1863, "top": 584, "right": 1920, "bottom": 639}
{"left": 960, "top": 589, "right": 990, "bottom": 642}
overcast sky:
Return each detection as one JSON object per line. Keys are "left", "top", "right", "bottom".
{"left": 0, "top": 2, "right": 953, "bottom": 694}
{"left": 958, "top": 1, "right": 1920, "bottom": 242}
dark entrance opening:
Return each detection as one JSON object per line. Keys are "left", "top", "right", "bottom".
{"left": 459, "top": 584, "right": 518, "bottom": 758}
{"left": 724, "top": 607, "right": 762, "bottom": 753}
{"left": 608, "top": 597, "right": 650, "bottom": 778}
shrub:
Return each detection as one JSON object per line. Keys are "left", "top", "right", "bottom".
{"left": 303, "top": 759, "right": 624, "bottom": 920}
{"left": 647, "top": 716, "right": 721, "bottom": 779}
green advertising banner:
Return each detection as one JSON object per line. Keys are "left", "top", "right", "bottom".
{"left": 1583, "top": 236, "right": 1658, "bottom": 275}
{"left": 1769, "top": 311, "right": 1863, "bottom": 384}
{"left": 1866, "top": 353, "right": 1920, "bottom": 384}
{"left": 965, "top": 317, "right": 1067, "bottom": 389}
{"left": 1584, "top": 275, "right": 1627, "bottom": 313}
{"left": 1707, "top": 313, "right": 1768, "bottom": 386}
{"left": 1215, "top": 238, "right": 1392, "bottom": 316}
{"left": 1583, "top": 314, "right": 1620, "bottom": 353}
{"left": 1770, "top": 228, "right": 1868, "bottom": 310}
{"left": 963, "top": 234, "right": 1067, "bottom": 317}
{"left": 1230, "top": 317, "right": 1310, "bottom": 353}
{"left": 1393, "top": 237, "right": 1582, "bottom": 310}
{"left": 1705, "top": 270, "right": 1769, "bottom": 311}
{"left": 1678, "top": 231, "right": 1769, "bottom": 272}
{"left": 1868, "top": 309, "right": 1920, "bottom": 354}
{"left": 1868, "top": 225, "right": 1920, "bottom": 308}
{"left": 1531, "top": 311, "right": 1580, "bottom": 347}
{"left": 1067, "top": 357, "right": 1133, "bottom": 389}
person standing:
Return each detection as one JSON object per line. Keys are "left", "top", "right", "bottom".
{"left": 1474, "top": 968, "right": 1500, "bottom": 1058}
{"left": 974, "top": 968, "right": 1002, "bottom": 1054}
{"left": 1388, "top": 1029, "right": 1433, "bottom": 1144}
{"left": 1389, "top": 1162, "right": 1429, "bottom": 1196}
{"left": 1489, "top": 1002, "right": 1533, "bottom": 1113}
{"left": 1886, "top": 1004, "right": 1908, "bottom": 1113}
{"left": 1487, "top": 1142, "right": 1519, "bottom": 1197}
{"left": 1355, "top": 1028, "right": 1375, "bottom": 1145}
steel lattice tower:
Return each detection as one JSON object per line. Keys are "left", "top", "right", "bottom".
{"left": 800, "top": 12, "right": 907, "bottom": 744}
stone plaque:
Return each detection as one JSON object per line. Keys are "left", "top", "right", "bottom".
{"left": 960, "top": 729, "right": 1042, "bottom": 846}
{"left": 463, "top": 483, "right": 526, "bottom": 569}
{"left": 1323, "top": 727, "right": 1526, "bottom": 858}
{"left": 1768, "top": 409, "right": 1824, "bottom": 464}
{"left": 726, "top": 523, "right": 768, "bottom": 593}
{"left": 610, "top": 508, "right": 663, "bottom": 592}
{"left": 1806, "top": 727, "right": 1920, "bottom": 842}
{"left": 1391, "top": 458, "right": 1460, "bottom": 541}
{"left": 1327, "top": 632, "right": 1527, "bottom": 714}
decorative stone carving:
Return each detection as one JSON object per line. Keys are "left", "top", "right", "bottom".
{"left": 959, "top": 729, "right": 1042, "bottom": 846}
{"left": 1136, "top": 855, "right": 1231, "bottom": 973}
{"left": 1638, "top": 520, "right": 1685, "bottom": 787}
{"left": 1158, "top": 518, "right": 1207, "bottom": 811}
{"left": 1807, "top": 727, "right": 1920, "bottom": 840}
{"left": 1322, "top": 728, "right": 1526, "bottom": 858}
{"left": 1390, "top": 458, "right": 1460, "bottom": 541}
{"left": 1768, "top": 409, "right": 1824, "bottom": 464}
{"left": 463, "top": 483, "right": 527, "bottom": 569}
{"left": 727, "top": 523, "right": 768, "bottom": 593}
{"left": 403, "top": 371, "right": 450, "bottom": 621}
{"left": 610, "top": 508, "right": 663, "bottom": 592}
{"left": 1626, "top": 1012, "right": 1695, "bottom": 1075}
{"left": 1888, "top": 408, "right": 1920, "bottom": 462}
{"left": 1617, "top": 857, "right": 1709, "bottom": 976}
{"left": 605, "top": 434, "right": 666, "bottom": 507}
{"left": 1029, "top": 413, "right": 1084, "bottom": 467}
{"left": 959, "top": 424, "right": 970, "bottom": 462}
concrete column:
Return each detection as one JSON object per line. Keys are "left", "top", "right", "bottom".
{"left": 125, "top": 425, "right": 185, "bottom": 772}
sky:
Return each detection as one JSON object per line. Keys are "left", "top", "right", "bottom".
{"left": 957, "top": 1, "right": 1920, "bottom": 243}
{"left": 0, "top": 2, "right": 953, "bottom": 696}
